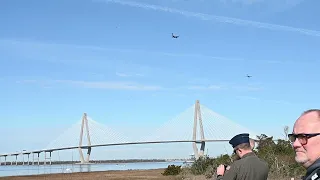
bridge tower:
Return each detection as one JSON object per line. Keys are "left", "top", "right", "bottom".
{"left": 192, "top": 100, "right": 205, "bottom": 159}
{"left": 78, "top": 113, "right": 92, "bottom": 164}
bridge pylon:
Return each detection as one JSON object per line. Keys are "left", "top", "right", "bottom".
{"left": 78, "top": 113, "right": 92, "bottom": 164}
{"left": 192, "top": 100, "right": 206, "bottom": 159}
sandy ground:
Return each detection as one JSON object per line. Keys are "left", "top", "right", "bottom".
{"left": 0, "top": 169, "right": 197, "bottom": 180}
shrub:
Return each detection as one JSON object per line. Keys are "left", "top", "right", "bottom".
{"left": 255, "top": 134, "right": 306, "bottom": 178}
{"left": 190, "top": 155, "right": 214, "bottom": 175}
{"left": 162, "top": 164, "right": 182, "bottom": 176}
{"left": 186, "top": 153, "right": 233, "bottom": 178}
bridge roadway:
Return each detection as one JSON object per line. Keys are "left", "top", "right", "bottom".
{"left": 0, "top": 139, "right": 230, "bottom": 157}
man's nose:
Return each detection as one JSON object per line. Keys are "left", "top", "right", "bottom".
{"left": 292, "top": 138, "right": 301, "bottom": 148}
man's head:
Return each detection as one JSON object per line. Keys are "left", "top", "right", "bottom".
{"left": 290, "top": 109, "right": 320, "bottom": 168}
{"left": 229, "top": 133, "right": 253, "bottom": 158}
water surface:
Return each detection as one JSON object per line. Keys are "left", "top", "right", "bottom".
{"left": 0, "top": 161, "right": 190, "bottom": 177}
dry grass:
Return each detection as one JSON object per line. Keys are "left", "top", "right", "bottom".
{"left": 0, "top": 168, "right": 299, "bottom": 180}
{"left": 0, "top": 169, "right": 178, "bottom": 180}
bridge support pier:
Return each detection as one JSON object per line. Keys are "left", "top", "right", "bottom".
{"left": 0, "top": 156, "right": 6, "bottom": 166}
{"left": 192, "top": 100, "right": 206, "bottom": 159}
{"left": 15, "top": 155, "right": 18, "bottom": 166}
{"left": 78, "top": 113, "right": 92, "bottom": 164}
{"left": 37, "top": 153, "right": 40, "bottom": 165}
{"left": 44, "top": 151, "right": 52, "bottom": 165}
{"left": 27, "top": 154, "right": 30, "bottom": 165}
{"left": 32, "top": 152, "right": 40, "bottom": 165}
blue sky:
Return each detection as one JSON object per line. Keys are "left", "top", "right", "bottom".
{"left": 1, "top": 0, "right": 320, "bottom": 158}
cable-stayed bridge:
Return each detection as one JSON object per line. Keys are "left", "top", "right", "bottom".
{"left": 0, "top": 100, "right": 260, "bottom": 166}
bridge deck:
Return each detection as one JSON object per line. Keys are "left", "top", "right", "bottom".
{"left": 0, "top": 139, "right": 231, "bottom": 157}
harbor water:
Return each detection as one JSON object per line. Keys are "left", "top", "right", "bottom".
{"left": 0, "top": 161, "right": 190, "bottom": 177}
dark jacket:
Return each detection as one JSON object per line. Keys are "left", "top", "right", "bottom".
{"left": 303, "top": 159, "right": 320, "bottom": 180}
{"left": 216, "top": 152, "right": 269, "bottom": 180}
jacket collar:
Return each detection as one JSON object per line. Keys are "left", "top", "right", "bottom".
{"left": 306, "top": 158, "right": 320, "bottom": 177}
{"left": 241, "top": 152, "right": 256, "bottom": 159}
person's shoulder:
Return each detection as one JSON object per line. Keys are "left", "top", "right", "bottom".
{"left": 255, "top": 156, "right": 269, "bottom": 166}
{"left": 246, "top": 155, "right": 269, "bottom": 168}
{"left": 233, "top": 157, "right": 247, "bottom": 166}
{"left": 229, "top": 159, "right": 243, "bottom": 168}
{"left": 310, "top": 167, "right": 320, "bottom": 180}
{"left": 257, "top": 156, "right": 268, "bottom": 164}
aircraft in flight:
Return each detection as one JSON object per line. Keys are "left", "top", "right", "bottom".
{"left": 172, "top": 33, "right": 179, "bottom": 38}
{"left": 246, "top": 74, "right": 252, "bottom": 78}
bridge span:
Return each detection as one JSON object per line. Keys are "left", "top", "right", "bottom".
{"left": 0, "top": 100, "right": 259, "bottom": 166}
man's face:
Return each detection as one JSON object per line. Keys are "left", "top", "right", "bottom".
{"left": 292, "top": 112, "right": 320, "bottom": 168}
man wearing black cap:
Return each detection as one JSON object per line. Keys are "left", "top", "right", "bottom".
{"left": 215, "top": 133, "right": 269, "bottom": 180}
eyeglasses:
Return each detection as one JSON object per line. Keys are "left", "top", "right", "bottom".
{"left": 288, "top": 133, "right": 320, "bottom": 145}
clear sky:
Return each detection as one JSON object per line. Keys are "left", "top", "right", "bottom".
{"left": 1, "top": 0, "right": 320, "bottom": 159}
